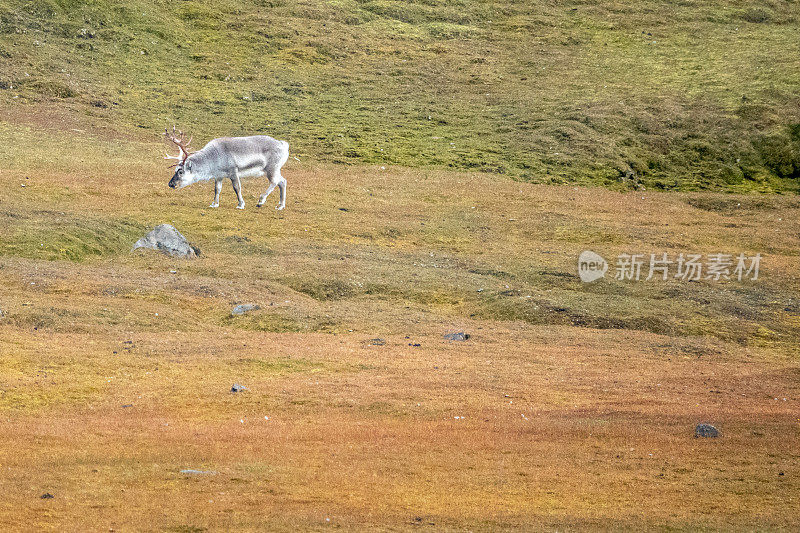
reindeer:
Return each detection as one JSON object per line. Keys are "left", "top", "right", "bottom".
{"left": 164, "top": 127, "right": 289, "bottom": 210}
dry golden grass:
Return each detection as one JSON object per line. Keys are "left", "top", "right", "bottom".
{"left": 0, "top": 117, "right": 799, "bottom": 530}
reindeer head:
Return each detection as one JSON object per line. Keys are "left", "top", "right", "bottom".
{"left": 164, "top": 126, "right": 196, "bottom": 189}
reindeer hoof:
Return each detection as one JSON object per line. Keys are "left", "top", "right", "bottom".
{"left": 236, "top": 204, "right": 245, "bottom": 210}
{"left": 209, "top": 203, "right": 219, "bottom": 208}
{"left": 276, "top": 204, "right": 285, "bottom": 211}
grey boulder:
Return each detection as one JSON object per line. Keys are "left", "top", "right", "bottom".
{"left": 444, "top": 332, "right": 470, "bottom": 341}
{"left": 132, "top": 224, "right": 200, "bottom": 258}
{"left": 231, "top": 304, "right": 260, "bottom": 316}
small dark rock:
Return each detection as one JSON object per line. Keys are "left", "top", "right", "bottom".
{"left": 368, "top": 338, "right": 386, "bottom": 346}
{"left": 408, "top": 343, "right": 421, "bottom": 347}
{"left": 231, "top": 383, "right": 248, "bottom": 393}
{"left": 121, "top": 404, "right": 133, "bottom": 408}
{"left": 231, "top": 304, "right": 260, "bottom": 316}
{"left": 695, "top": 423, "right": 720, "bottom": 438}
{"left": 444, "top": 332, "right": 470, "bottom": 341}
{"left": 40, "top": 493, "right": 54, "bottom": 499}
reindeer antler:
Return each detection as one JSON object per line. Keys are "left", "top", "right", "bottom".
{"left": 164, "top": 126, "right": 194, "bottom": 168}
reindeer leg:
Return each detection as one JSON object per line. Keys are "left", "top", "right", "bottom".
{"left": 276, "top": 176, "right": 286, "bottom": 210}
{"left": 231, "top": 170, "right": 245, "bottom": 209}
{"left": 257, "top": 178, "right": 277, "bottom": 208}
{"left": 210, "top": 178, "right": 222, "bottom": 208}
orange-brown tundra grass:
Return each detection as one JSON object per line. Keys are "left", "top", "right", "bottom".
{"left": 0, "top": 121, "right": 799, "bottom": 531}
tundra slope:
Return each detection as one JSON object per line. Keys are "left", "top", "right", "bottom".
{"left": 0, "top": 127, "right": 799, "bottom": 529}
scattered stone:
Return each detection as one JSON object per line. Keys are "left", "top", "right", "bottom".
{"left": 180, "top": 469, "right": 216, "bottom": 475}
{"left": 368, "top": 338, "right": 386, "bottom": 346}
{"left": 0, "top": 308, "right": 5, "bottom": 319}
{"left": 231, "top": 304, "right": 260, "bottom": 316}
{"left": 408, "top": 343, "right": 421, "bottom": 347}
{"left": 40, "top": 493, "right": 54, "bottom": 499}
{"left": 121, "top": 404, "right": 133, "bottom": 408}
{"left": 444, "top": 332, "right": 470, "bottom": 341}
{"left": 231, "top": 383, "right": 248, "bottom": 393}
{"left": 695, "top": 423, "right": 720, "bottom": 438}
{"left": 131, "top": 224, "right": 200, "bottom": 258}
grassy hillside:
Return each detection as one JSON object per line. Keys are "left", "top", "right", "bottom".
{"left": 1, "top": 123, "right": 799, "bottom": 350}
{"left": 1, "top": 0, "right": 800, "bottom": 191}
{"left": 1, "top": 127, "right": 799, "bottom": 529}
{"left": 1, "top": 3, "right": 800, "bottom": 529}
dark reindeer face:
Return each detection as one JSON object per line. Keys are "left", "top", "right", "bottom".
{"left": 168, "top": 165, "right": 185, "bottom": 189}
{"left": 168, "top": 160, "right": 195, "bottom": 189}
